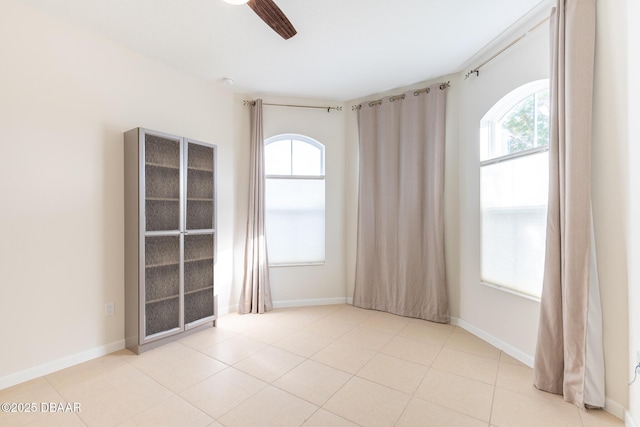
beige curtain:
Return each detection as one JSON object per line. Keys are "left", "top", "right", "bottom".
{"left": 353, "top": 84, "right": 449, "bottom": 323}
{"left": 534, "top": 0, "right": 605, "bottom": 407}
{"left": 239, "top": 99, "right": 273, "bottom": 314}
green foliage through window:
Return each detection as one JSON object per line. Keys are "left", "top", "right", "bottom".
{"left": 479, "top": 80, "right": 550, "bottom": 299}
{"left": 498, "top": 89, "right": 549, "bottom": 154}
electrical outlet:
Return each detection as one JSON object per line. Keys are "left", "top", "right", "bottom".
{"left": 105, "top": 302, "right": 115, "bottom": 317}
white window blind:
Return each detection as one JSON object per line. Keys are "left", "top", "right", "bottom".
{"left": 481, "top": 151, "right": 548, "bottom": 297}
{"left": 480, "top": 80, "right": 549, "bottom": 299}
{"left": 264, "top": 135, "right": 325, "bottom": 265}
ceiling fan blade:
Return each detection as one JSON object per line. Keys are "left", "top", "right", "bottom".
{"left": 247, "top": 0, "right": 297, "bottom": 40}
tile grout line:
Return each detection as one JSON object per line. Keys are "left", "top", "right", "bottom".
{"left": 269, "top": 307, "right": 352, "bottom": 425}
{"left": 3, "top": 305, "right": 621, "bottom": 427}
{"left": 42, "top": 374, "right": 90, "bottom": 427}
{"left": 487, "top": 352, "right": 504, "bottom": 427}
{"left": 281, "top": 306, "right": 366, "bottom": 425}
{"left": 205, "top": 306, "right": 357, "bottom": 425}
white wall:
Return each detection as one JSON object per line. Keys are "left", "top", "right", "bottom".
{"left": 457, "top": 17, "right": 549, "bottom": 363}
{"left": 456, "top": 3, "right": 630, "bottom": 414}
{"left": 627, "top": 0, "right": 640, "bottom": 422}
{"left": 0, "top": 0, "right": 237, "bottom": 387}
{"left": 592, "top": 0, "right": 629, "bottom": 414}
{"left": 232, "top": 95, "right": 348, "bottom": 310}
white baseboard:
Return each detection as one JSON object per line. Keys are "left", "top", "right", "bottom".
{"left": 272, "top": 297, "right": 349, "bottom": 309}
{"left": 627, "top": 410, "right": 638, "bottom": 427}
{"left": 451, "top": 316, "right": 534, "bottom": 367}
{"left": 219, "top": 298, "right": 350, "bottom": 315}
{"left": 0, "top": 339, "right": 125, "bottom": 391}
{"left": 602, "top": 398, "right": 625, "bottom": 420}
{"left": 451, "top": 316, "right": 626, "bottom": 421}
{"left": 4, "top": 305, "right": 626, "bottom": 422}
{"left": 218, "top": 304, "right": 238, "bottom": 316}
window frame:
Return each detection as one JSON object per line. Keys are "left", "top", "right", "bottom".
{"left": 264, "top": 134, "right": 326, "bottom": 267}
{"left": 479, "top": 79, "right": 550, "bottom": 301}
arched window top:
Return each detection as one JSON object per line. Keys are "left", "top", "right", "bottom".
{"left": 264, "top": 133, "right": 326, "bottom": 265}
{"left": 479, "top": 79, "right": 549, "bottom": 299}
{"left": 265, "top": 134, "right": 325, "bottom": 176}
{"left": 480, "top": 79, "right": 549, "bottom": 162}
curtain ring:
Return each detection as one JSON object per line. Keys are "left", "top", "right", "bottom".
{"left": 413, "top": 88, "right": 431, "bottom": 96}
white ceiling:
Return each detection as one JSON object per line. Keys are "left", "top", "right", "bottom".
{"left": 19, "top": 0, "right": 547, "bottom": 101}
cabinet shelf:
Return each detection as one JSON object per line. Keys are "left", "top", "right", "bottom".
{"left": 147, "top": 197, "right": 180, "bottom": 202}
{"left": 146, "top": 162, "right": 180, "bottom": 170}
{"left": 184, "top": 256, "right": 214, "bottom": 264}
{"left": 188, "top": 198, "right": 213, "bottom": 202}
{"left": 188, "top": 166, "right": 214, "bottom": 173}
{"left": 145, "top": 261, "right": 180, "bottom": 269}
{"left": 185, "top": 286, "right": 213, "bottom": 296}
{"left": 146, "top": 294, "right": 180, "bottom": 305}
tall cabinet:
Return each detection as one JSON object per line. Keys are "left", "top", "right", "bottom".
{"left": 124, "top": 128, "right": 217, "bottom": 354}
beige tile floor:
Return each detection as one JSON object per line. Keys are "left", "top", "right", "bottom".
{"left": 0, "top": 304, "right": 625, "bottom": 427}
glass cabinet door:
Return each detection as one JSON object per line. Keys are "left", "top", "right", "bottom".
{"left": 184, "top": 141, "right": 215, "bottom": 326}
{"left": 144, "top": 134, "right": 181, "bottom": 232}
{"left": 144, "top": 235, "right": 181, "bottom": 337}
{"left": 186, "top": 142, "right": 214, "bottom": 231}
{"left": 143, "top": 132, "right": 182, "bottom": 339}
{"left": 184, "top": 234, "right": 214, "bottom": 324}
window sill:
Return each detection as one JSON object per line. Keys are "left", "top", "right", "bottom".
{"left": 480, "top": 281, "right": 541, "bottom": 302}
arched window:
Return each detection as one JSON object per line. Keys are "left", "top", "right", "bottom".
{"left": 480, "top": 80, "right": 549, "bottom": 298}
{"left": 264, "top": 134, "right": 325, "bottom": 265}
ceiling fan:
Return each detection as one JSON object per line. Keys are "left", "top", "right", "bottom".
{"left": 224, "top": 0, "right": 297, "bottom": 40}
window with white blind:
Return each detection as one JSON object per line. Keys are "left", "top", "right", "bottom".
{"left": 480, "top": 80, "right": 550, "bottom": 299}
{"left": 264, "top": 134, "right": 325, "bottom": 266}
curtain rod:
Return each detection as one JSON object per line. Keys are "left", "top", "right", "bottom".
{"left": 351, "top": 81, "right": 450, "bottom": 111}
{"left": 465, "top": 16, "right": 550, "bottom": 79}
{"left": 242, "top": 100, "right": 343, "bottom": 113}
